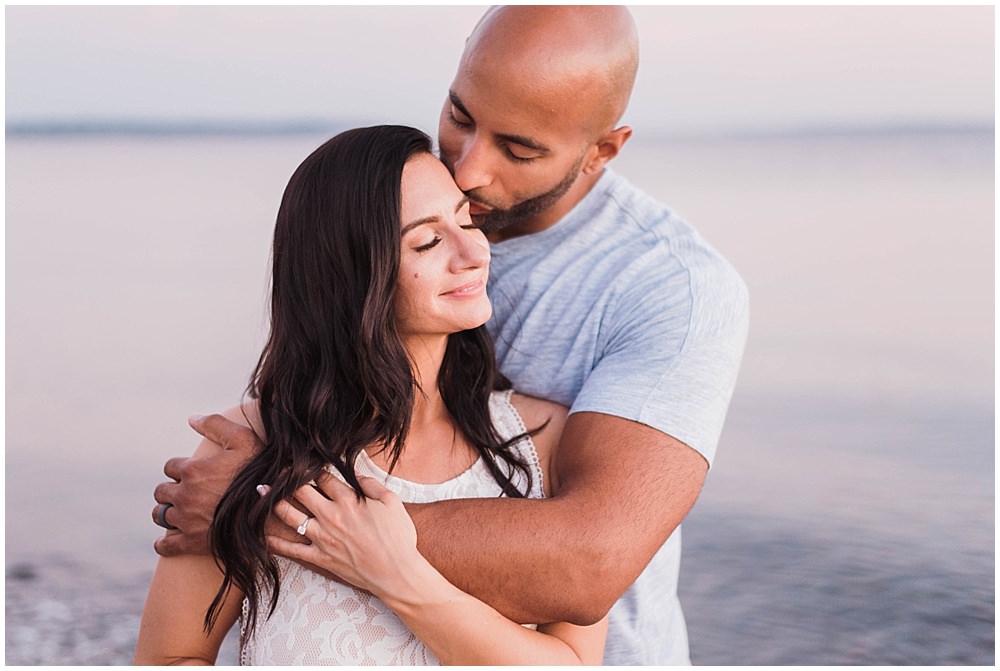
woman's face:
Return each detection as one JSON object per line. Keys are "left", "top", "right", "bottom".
{"left": 395, "top": 152, "right": 492, "bottom": 342}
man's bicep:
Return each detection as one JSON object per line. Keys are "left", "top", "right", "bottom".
{"left": 554, "top": 411, "right": 708, "bottom": 594}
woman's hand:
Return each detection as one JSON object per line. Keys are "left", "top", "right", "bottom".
{"left": 267, "top": 472, "right": 431, "bottom": 600}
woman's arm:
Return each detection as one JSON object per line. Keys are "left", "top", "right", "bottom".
{"left": 133, "top": 553, "right": 242, "bottom": 665}
{"left": 134, "top": 407, "right": 252, "bottom": 665}
{"left": 268, "top": 475, "right": 608, "bottom": 665}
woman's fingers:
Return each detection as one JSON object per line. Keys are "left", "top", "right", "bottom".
{"left": 267, "top": 533, "right": 315, "bottom": 564}
{"left": 272, "top": 497, "right": 313, "bottom": 537}
{"left": 261, "top": 472, "right": 419, "bottom": 597}
{"left": 311, "top": 470, "right": 361, "bottom": 501}
{"left": 358, "top": 475, "right": 394, "bottom": 503}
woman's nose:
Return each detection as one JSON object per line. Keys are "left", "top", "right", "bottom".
{"left": 452, "top": 228, "right": 490, "bottom": 271}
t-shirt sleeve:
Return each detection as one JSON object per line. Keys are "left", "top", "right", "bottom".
{"left": 568, "top": 246, "right": 749, "bottom": 466}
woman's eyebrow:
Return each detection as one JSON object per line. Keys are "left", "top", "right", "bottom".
{"left": 402, "top": 195, "right": 470, "bottom": 235}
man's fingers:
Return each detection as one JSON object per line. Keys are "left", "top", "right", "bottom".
{"left": 151, "top": 502, "right": 177, "bottom": 529}
{"left": 152, "top": 480, "right": 179, "bottom": 505}
{"left": 162, "top": 457, "right": 188, "bottom": 482}
{"left": 153, "top": 533, "right": 187, "bottom": 558}
{"left": 188, "top": 413, "right": 255, "bottom": 452}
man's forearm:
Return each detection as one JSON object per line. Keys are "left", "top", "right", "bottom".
{"left": 406, "top": 495, "right": 609, "bottom": 625}
{"left": 405, "top": 412, "right": 708, "bottom": 625}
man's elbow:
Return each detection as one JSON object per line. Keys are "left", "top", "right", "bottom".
{"left": 554, "top": 540, "right": 641, "bottom": 626}
{"left": 559, "top": 594, "right": 617, "bottom": 627}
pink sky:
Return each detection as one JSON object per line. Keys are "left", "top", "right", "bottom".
{"left": 5, "top": 5, "right": 994, "bottom": 134}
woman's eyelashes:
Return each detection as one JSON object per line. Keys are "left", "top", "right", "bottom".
{"left": 414, "top": 236, "right": 442, "bottom": 253}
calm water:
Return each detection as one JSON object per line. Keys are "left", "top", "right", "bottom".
{"left": 5, "top": 129, "right": 994, "bottom": 665}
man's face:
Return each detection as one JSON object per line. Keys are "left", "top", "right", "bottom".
{"left": 437, "top": 58, "right": 592, "bottom": 236}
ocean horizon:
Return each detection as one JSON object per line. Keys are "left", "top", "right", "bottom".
{"left": 5, "top": 117, "right": 993, "bottom": 141}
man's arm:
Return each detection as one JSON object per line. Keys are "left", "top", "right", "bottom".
{"left": 407, "top": 410, "right": 707, "bottom": 625}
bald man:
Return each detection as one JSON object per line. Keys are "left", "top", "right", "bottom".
{"left": 152, "top": 6, "right": 748, "bottom": 665}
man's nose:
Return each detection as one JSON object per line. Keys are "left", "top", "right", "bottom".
{"left": 451, "top": 135, "right": 494, "bottom": 193}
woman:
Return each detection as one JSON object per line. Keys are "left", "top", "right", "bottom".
{"left": 134, "top": 125, "right": 607, "bottom": 665}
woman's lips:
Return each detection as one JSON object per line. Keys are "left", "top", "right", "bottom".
{"left": 442, "top": 278, "right": 486, "bottom": 298}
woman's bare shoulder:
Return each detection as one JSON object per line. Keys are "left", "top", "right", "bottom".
{"left": 508, "top": 392, "right": 567, "bottom": 431}
{"left": 508, "top": 392, "right": 567, "bottom": 495}
{"left": 223, "top": 399, "right": 262, "bottom": 434}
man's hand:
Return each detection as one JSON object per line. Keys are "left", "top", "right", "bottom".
{"left": 152, "top": 414, "right": 261, "bottom": 557}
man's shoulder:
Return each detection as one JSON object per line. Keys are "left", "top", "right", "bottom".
{"left": 589, "top": 169, "right": 672, "bottom": 229}
{"left": 592, "top": 175, "right": 742, "bottom": 289}
{"left": 590, "top": 174, "right": 748, "bottom": 335}
{"left": 589, "top": 172, "right": 709, "bottom": 260}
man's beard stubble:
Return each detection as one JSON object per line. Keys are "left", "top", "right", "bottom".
{"left": 469, "top": 156, "right": 584, "bottom": 235}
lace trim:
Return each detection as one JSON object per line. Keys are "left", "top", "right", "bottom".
{"left": 492, "top": 389, "right": 545, "bottom": 498}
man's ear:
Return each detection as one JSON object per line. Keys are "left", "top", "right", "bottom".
{"left": 582, "top": 125, "right": 633, "bottom": 175}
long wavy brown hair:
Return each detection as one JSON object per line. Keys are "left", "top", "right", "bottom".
{"left": 206, "top": 125, "right": 533, "bottom": 634}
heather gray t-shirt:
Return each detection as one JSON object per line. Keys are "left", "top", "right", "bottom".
{"left": 486, "top": 169, "right": 749, "bottom": 665}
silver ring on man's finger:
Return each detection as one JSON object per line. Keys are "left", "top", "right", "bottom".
{"left": 296, "top": 515, "right": 312, "bottom": 536}
{"left": 155, "top": 503, "right": 178, "bottom": 530}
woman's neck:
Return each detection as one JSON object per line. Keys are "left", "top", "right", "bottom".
{"left": 404, "top": 333, "right": 448, "bottom": 414}
{"left": 365, "top": 334, "right": 478, "bottom": 483}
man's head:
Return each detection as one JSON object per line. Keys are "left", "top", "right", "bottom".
{"left": 438, "top": 5, "right": 639, "bottom": 237}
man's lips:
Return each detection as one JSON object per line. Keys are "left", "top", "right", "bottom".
{"left": 468, "top": 201, "right": 492, "bottom": 216}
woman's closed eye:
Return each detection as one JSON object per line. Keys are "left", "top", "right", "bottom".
{"left": 414, "top": 236, "right": 442, "bottom": 253}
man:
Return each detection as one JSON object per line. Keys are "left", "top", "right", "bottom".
{"left": 153, "top": 6, "right": 748, "bottom": 665}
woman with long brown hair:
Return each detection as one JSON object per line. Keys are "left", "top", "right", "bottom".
{"left": 134, "top": 125, "right": 607, "bottom": 665}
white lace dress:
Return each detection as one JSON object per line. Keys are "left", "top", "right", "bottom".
{"left": 239, "top": 390, "right": 545, "bottom": 665}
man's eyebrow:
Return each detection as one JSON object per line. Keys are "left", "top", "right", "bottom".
{"left": 449, "top": 90, "right": 550, "bottom": 154}
{"left": 401, "top": 195, "right": 470, "bottom": 235}
{"left": 449, "top": 91, "right": 474, "bottom": 122}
